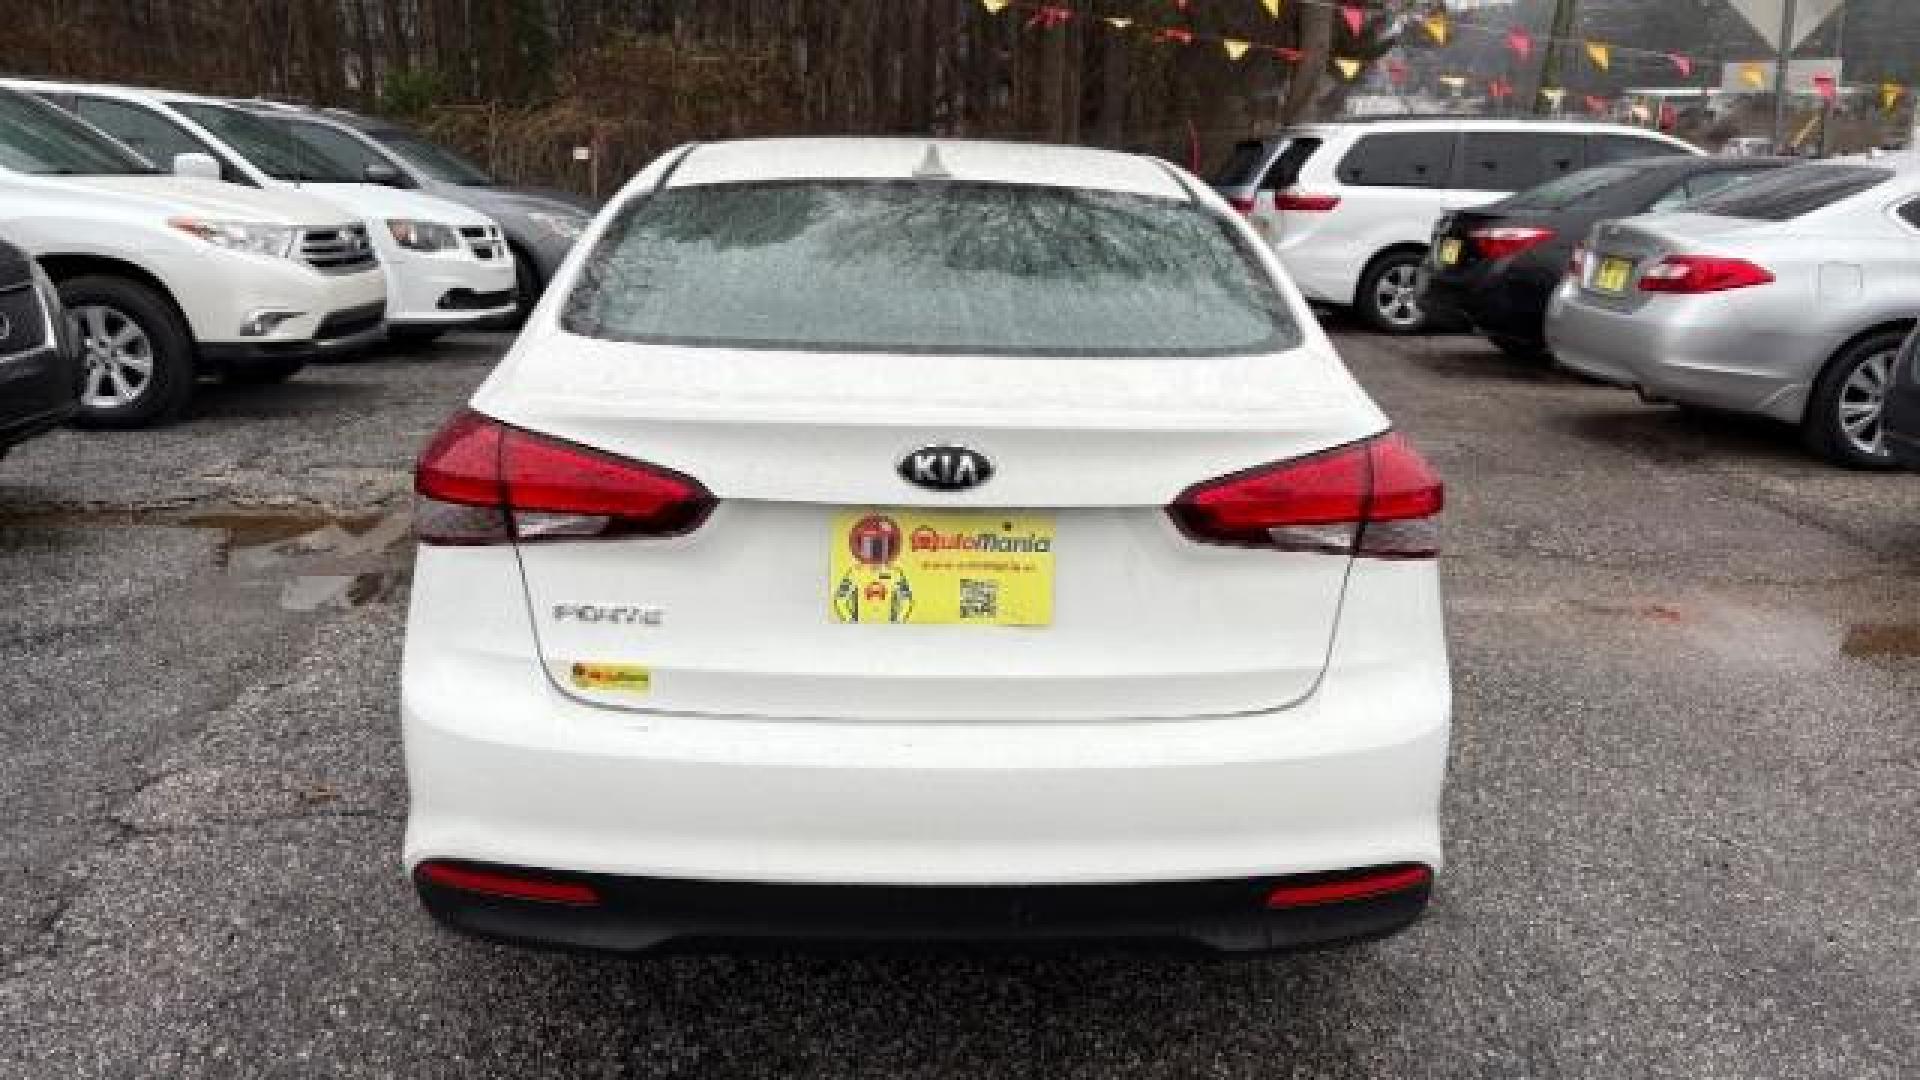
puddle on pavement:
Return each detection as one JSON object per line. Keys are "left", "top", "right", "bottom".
{"left": 3, "top": 505, "right": 413, "bottom": 612}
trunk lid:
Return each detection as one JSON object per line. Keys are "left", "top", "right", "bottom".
{"left": 477, "top": 330, "right": 1383, "bottom": 722}
{"left": 1576, "top": 213, "right": 1773, "bottom": 311}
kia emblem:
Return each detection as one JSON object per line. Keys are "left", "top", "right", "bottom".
{"left": 899, "top": 445, "right": 993, "bottom": 492}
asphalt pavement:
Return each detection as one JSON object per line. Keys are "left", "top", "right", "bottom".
{"left": 1, "top": 329, "right": 1916, "bottom": 1079}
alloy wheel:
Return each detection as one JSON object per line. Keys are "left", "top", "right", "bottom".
{"left": 1837, "top": 346, "right": 1894, "bottom": 458}
{"left": 1373, "top": 263, "right": 1424, "bottom": 329}
{"left": 71, "top": 304, "right": 155, "bottom": 411}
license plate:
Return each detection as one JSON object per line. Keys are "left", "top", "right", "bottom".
{"left": 830, "top": 510, "right": 1054, "bottom": 626}
{"left": 1595, "top": 256, "right": 1634, "bottom": 293}
{"left": 1438, "top": 238, "right": 1463, "bottom": 266}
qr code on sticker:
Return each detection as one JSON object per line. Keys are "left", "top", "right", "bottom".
{"left": 959, "top": 578, "right": 999, "bottom": 620}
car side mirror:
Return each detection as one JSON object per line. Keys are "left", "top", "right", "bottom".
{"left": 363, "top": 163, "right": 405, "bottom": 187}
{"left": 172, "top": 152, "right": 222, "bottom": 181}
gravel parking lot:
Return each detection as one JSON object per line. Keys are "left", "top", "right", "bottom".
{"left": 3, "top": 329, "right": 1916, "bottom": 1079}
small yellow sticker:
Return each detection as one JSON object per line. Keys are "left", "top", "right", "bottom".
{"left": 569, "top": 662, "right": 651, "bottom": 695}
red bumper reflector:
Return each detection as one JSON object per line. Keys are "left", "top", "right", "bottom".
{"left": 416, "top": 861, "right": 600, "bottom": 906}
{"left": 1264, "top": 864, "right": 1432, "bottom": 909}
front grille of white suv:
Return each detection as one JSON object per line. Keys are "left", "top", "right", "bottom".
{"left": 300, "top": 224, "right": 378, "bottom": 274}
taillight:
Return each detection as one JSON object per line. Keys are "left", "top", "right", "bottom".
{"left": 1168, "top": 433, "right": 1444, "bottom": 559}
{"left": 1227, "top": 195, "right": 1257, "bottom": 216}
{"left": 414, "top": 410, "right": 714, "bottom": 546}
{"left": 1277, "top": 190, "right": 1341, "bottom": 212}
{"left": 1638, "top": 255, "right": 1774, "bottom": 294}
{"left": 1469, "top": 225, "right": 1556, "bottom": 260}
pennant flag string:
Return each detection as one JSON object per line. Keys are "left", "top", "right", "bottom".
{"left": 967, "top": 0, "right": 1903, "bottom": 110}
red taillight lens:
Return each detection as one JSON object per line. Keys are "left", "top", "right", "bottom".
{"left": 1277, "top": 190, "right": 1341, "bottom": 212}
{"left": 1168, "top": 433, "right": 1444, "bottom": 559}
{"left": 416, "top": 860, "right": 600, "bottom": 905}
{"left": 1264, "top": 864, "right": 1432, "bottom": 909}
{"left": 1227, "top": 195, "right": 1257, "bottom": 216}
{"left": 1638, "top": 255, "right": 1774, "bottom": 294}
{"left": 1469, "top": 225, "right": 1556, "bottom": 260}
{"left": 414, "top": 410, "right": 713, "bottom": 545}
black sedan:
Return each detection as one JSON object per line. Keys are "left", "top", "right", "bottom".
{"left": 1421, "top": 156, "right": 1792, "bottom": 360}
{"left": 0, "top": 237, "right": 79, "bottom": 460}
{"left": 1886, "top": 322, "right": 1920, "bottom": 469}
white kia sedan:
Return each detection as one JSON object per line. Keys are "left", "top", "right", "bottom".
{"left": 402, "top": 139, "right": 1451, "bottom": 953}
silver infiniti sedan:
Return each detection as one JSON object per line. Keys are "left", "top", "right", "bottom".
{"left": 1546, "top": 161, "right": 1920, "bottom": 468}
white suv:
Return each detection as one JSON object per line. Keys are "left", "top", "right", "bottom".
{"left": 9, "top": 80, "right": 518, "bottom": 345}
{"left": 0, "top": 87, "right": 387, "bottom": 426}
{"left": 402, "top": 139, "right": 1450, "bottom": 954}
{"left": 1213, "top": 119, "right": 1698, "bottom": 333}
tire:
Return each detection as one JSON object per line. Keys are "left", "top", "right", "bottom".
{"left": 1356, "top": 250, "right": 1431, "bottom": 335}
{"left": 1490, "top": 335, "right": 1552, "bottom": 364}
{"left": 387, "top": 326, "right": 446, "bottom": 347}
{"left": 511, "top": 246, "right": 542, "bottom": 327}
{"left": 223, "top": 357, "right": 306, "bottom": 385}
{"left": 60, "top": 275, "right": 196, "bottom": 429}
{"left": 1804, "top": 329, "right": 1906, "bottom": 470}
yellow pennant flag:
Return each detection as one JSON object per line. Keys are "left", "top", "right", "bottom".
{"left": 1883, "top": 81, "right": 1906, "bottom": 113}
{"left": 1741, "top": 63, "right": 1766, "bottom": 89}
{"left": 1104, "top": 16, "right": 1133, "bottom": 28}
{"left": 1585, "top": 40, "right": 1611, "bottom": 72}
{"left": 1439, "top": 75, "right": 1467, "bottom": 91}
{"left": 1335, "top": 57, "right": 1363, "bottom": 81}
{"left": 981, "top": 0, "right": 1010, "bottom": 12}
{"left": 1223, "top": 39, "right": 1251, "bottom": 60}
{"left": 1261, "top": 0, "right": 1282, "bottom": 17}
{"left": 1423, "top": 12, "right": 1450, "bottom": 46}
{"left": 1541, "top": 86, "right": 1567, "bottom": 108}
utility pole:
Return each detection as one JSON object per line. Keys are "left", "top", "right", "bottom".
{"left": 1533, "top": 0, "right": 1581, "bottom": 116}
{"left": 1771, "top": 0, "right": 1799, "bottom": 151}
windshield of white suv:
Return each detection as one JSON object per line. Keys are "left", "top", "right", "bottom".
{"left": 0, "top": 89, "right": 160, "bottom": 176}
{"left": 565, "top": 181, "right": 1297, "bottom": 356}
{"left": 171, "top": 102, "right": 360, "bottom": 183}
{"left": 372, "top": 129, "right": 494, "bottom": 186}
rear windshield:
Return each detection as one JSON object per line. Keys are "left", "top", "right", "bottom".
{"left": 1685, "top": 163, "right": 1892, "bottom": 221}
{"left": 564, "top": 181, "right": 1298, "bottom": 356}
{"left": 1503, "top": 164, "right": 1645, "bottom": 211}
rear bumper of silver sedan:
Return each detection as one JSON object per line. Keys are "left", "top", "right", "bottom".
{"left": 1545, "top": 284, "right": 1830, "bottom": 425}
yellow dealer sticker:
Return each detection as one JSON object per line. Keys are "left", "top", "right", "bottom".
{"left": 829, "top": 510, "right": 1054, "bottom": 626}
{"left": 569, "top": 662, "right": 651, "bottom": 695}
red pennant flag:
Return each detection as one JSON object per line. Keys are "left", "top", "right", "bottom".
{"left": 1585, "top": 95, "right": 1608, "bottom": 115}
{"left": 1658, "top": 104, "right": 1678, "bottom": 131}
{"left": 1272, "top": 46, "right": 1305, "bottom": 63}
{"left": 1669, "top": 53, "right": 1694, "bottom": 78}
{"left": 1156, "top": 27, "right": 1194, "bottom": 45}
{"left": 1342, "top": 5, "right": 1366, "bottom": 38}
{"left": 1489, "top": 78, "right": 1513, "bottom": 100}
{"left": 1387, "top": 58, "right": 1408, "bottom": 85}
{"left": 1813, "top": 74, "right": 1837, "bottom": 102}
{"left": 1506, "top": 26, "right": 1533, "bottom": 60}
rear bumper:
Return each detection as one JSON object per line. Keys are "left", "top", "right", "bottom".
{"left": 415, "top": 862, "right": 1432, "bottom": 954}
{"left": 0, "top": 343, "right": 79, "bottom": 451}
{"left": 1422, "top": 261, "right": 1558, "bottom": 346}
{"left": 401, "top": 547, "right": 1450, "bottom": 952}
{"left": 1545, "top": 282, "right": 1827, "bottom": 422}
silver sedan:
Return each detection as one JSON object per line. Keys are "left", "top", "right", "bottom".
{"left": 1546, "top": 161, "right": 1920, "bottom": 468}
